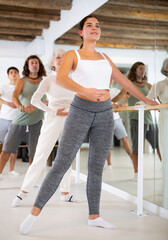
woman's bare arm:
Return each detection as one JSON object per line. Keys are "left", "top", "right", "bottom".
{"left": 112, "top": 88, "right": 127, "bottom": 103}
{"left": 12, "top": 78, "right": 24, "bottom": 110}
{"left": 104, "top": 53, "right": 158, "bottom": 105}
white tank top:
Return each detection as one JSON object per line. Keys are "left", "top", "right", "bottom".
{"left": 71, "top": 50, "right": 112, "bottom": 89}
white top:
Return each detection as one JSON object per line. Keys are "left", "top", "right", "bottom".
{"left": 138, "top": 77, "right": 168, "bottom": 104}
{"left": 0, "top": 83, "right": 16, "bottom": 120}
{"left": 110, "top": 88, "right": 120, "bottom": 120}
{"left": 71, "top": 50, "right": 112, "bottom": 89}
{"left": 31, "top": 72, "right": 75, "bottom": 115}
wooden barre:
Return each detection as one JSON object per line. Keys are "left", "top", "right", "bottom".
{"left": 113, "top": 103, "right": 168, "bottom": 112}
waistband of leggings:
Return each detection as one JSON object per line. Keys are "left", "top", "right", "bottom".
{"left": 71, "top": 95, "right": 112, "bottom": 113}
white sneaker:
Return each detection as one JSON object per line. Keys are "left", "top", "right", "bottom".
{"left": 11, "top": 196, "right": 22, "bottom": 207}
{"left": 11, "top": 191, "right": 28, "bottom": 207}
{"left": 9, "top": 170, "right": 20, "bottom": 176}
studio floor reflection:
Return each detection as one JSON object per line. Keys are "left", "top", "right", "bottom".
{"left": 73, "top": 146, "right": 163, "bottom": 209}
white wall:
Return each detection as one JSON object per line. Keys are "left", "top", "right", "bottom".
{"left": 0, "top": 40, "right": 27, "bottom": 84}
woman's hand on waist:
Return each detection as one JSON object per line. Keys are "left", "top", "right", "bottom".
{"left": 56, "top": 108, "right": 68, "bottom": 116}
{"left": 23, "top": 105, "right": 36, "bottom": 113}
{"left": 78, "top": 88, "right": 110, "bottom": 102}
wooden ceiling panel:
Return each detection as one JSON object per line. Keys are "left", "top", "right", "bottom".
{"left": 0, "top": 0, "right": 72, "bottom": 10}
{"left": 0, "top": 0, "right": 72, "bottom": 41}
{"left": 55, "top": 0, "right": 168, "bottom": 50}
{"left": 0, "top": 0, "right": 167, "bottom": 50}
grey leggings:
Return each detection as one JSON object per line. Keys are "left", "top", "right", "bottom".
{"left": 34, "top": 96, "right": 114, "bottom": 215}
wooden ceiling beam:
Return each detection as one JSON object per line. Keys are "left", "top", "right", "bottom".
{"left": 54, "top": 38, "right": 167, "bottom": 50}
{"left": 54, "top": 39, "right": 152, "bottom": 50}
{"left": 71, "top": 20, "right": 168, "bottom": 34}
{"left": 0, "top": 17, "right": 49, "bottom": 29}
{"left": 0, "top": 27, "right": 42, "bottom": 36}
{"left": 0, "top": 9, "right": 60, "bottom": 21}
{"left": 69, "top": 25, "right": 168, "bottom": 39}
{"left": 98, "top": 37, "right": 168, "bottom": 47}
{"left": 93, "top": 5, "right": 168, "bottom": 22}
{"left": 0, "top": 0, "right": 72, "bottom": 10}
{"left": 0, "top": 4, "right": 61, "bottom": 14}
{"left": 56, "top": 31, "right": 168, "bottom": 44}
{"left": 108, "top": 0, "right": 168, "bottom": 10}
{"left": 0, "top": 34, "right": 34, "bottom": 41}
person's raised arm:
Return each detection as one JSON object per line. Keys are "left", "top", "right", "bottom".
{"left": 112, "top": 88, "right": 127, "bottom": 103}
{"left": 104, "top": 53, "right": 158, "bottom": 105}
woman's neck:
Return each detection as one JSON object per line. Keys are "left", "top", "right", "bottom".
{"left": 81, "top": 42, "right": 96, "bottom": 54}
{"left": 135, "top": 77, "right": 143, "bottom": 83}
{"left": 28, "top": 74, "right": 39, "bottom": 80}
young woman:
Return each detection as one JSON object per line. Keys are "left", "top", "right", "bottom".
{"left": 11, "top": 49, "right": 78, "bottom": 208}
{"left": 19, "top": 15, "right": 158, "bottom": 235}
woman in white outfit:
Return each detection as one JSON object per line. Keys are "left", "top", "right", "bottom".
{"left": 12, "top": 49, "right": 78, "bottom": 207}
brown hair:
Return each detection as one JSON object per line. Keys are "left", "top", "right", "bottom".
{"left": 127, "top": 62, "right": 147, "bottom": 82}
{"left": 7, "top": 67, "right": 19, "bottom": 75}
{"left": 79, "top": 15, "right": 99, "bottom": 49}
{"left": 22, "top": 55, "right": 46, "bottom": 77}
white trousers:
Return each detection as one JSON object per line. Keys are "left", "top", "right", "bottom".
{"left": 21, "top": 110, "right": 72, "bottom": 193}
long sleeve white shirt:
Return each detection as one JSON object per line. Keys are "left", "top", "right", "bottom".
{"left": 138, "top": 77, "right": 168, "bottom": 105}
{"left": 31, "top": 72, "right": 75, "bottom": 116}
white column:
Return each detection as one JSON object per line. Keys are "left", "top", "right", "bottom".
{"left": 162, "top": 109, "right": 168, "bottom": 208}
{"left": 133, "top": 105, "right": 146, "bottom": 216}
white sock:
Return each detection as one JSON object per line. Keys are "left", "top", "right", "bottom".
{"left": 60, "top": 194, "right": 80, "bottom": 203}
{"left": 11, "top": 191, "right": 28, "bottom": 207}
{"left": 9, "top": 170, "right": 20, "bottom": 176}
{"left": 88, "top": 217, "right": 117, "bottom": 229}
{"left": 19, "top": 213, "right": 39, "bottom": 235}
{"left": 0, "top": 173, "right": 3, "bottom": 180}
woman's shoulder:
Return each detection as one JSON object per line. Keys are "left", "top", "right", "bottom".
{"left": 65, "top": 50, "right": 76, "bottom": 57}
{"left": 157, "top": 78, "right": 168, "bottom": 85}
{"left": 16, "top": 77, "right": 25, "bottom": 84}
{"left": 101, "top": 52, "right": 110, "bottom": 60}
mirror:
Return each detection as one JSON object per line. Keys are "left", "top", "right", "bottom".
{"left": 153, "top": 0, "right": 168, "bottom": 209}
